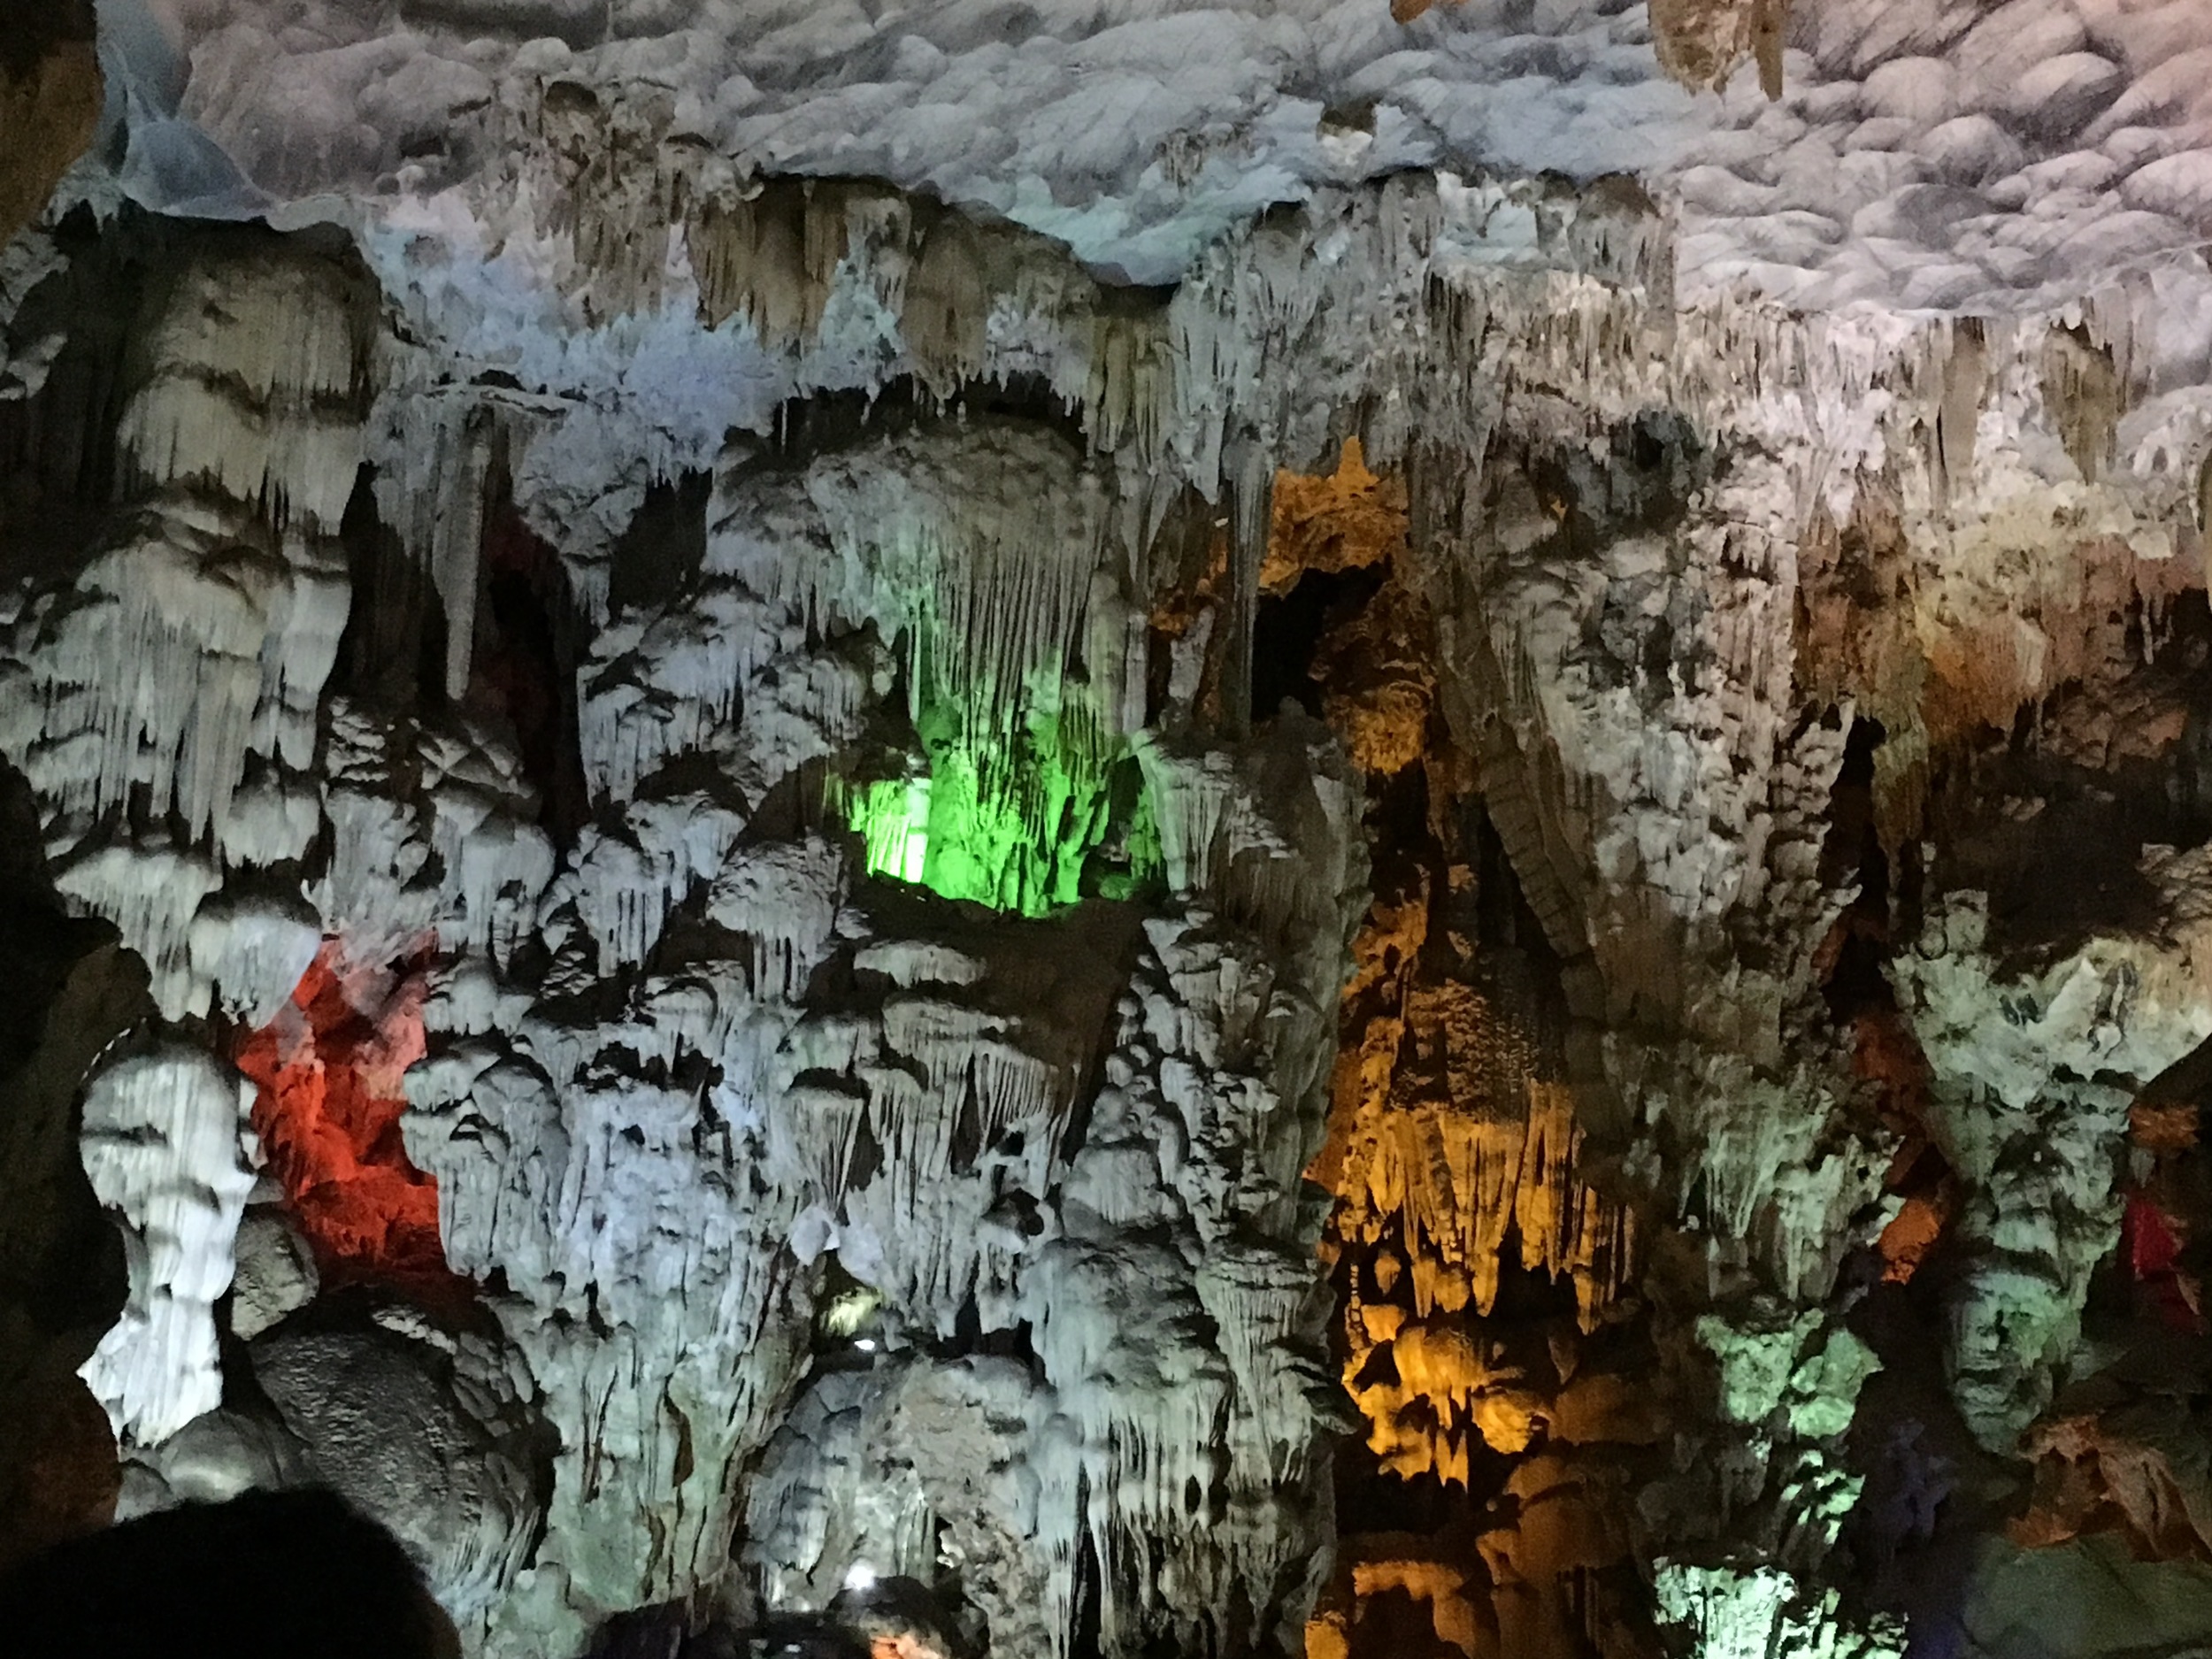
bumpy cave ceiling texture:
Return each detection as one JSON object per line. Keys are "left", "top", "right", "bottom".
{"left": 12, "top": 1, "right": 2212, "bottom": 1656}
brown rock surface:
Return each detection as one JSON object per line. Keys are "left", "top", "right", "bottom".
{"left": 0, "top": 8, "right": 100, "bottom": 250}
{"left": 0, "top": 1354, "right": 119, "bottom": 1573}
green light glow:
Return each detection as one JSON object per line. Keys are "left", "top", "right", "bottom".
{"left": 838, "top": 689, "right": 1161, "bottom": 918}
{"left": 850, "top": 775, "right": 934, "bottom": 885}
{"left": 1653, "top": 1563, "right": 1904, "bottom": 1659}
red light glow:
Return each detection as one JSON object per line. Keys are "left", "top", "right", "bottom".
{"left": 233, "top": 943, "right": 457, "bottom": 1286}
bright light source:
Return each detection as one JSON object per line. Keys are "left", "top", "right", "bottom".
{"left": 844, "top": 1562, "right": 878, "bottom": 1593}
{"left": 855, "top": 1336, "right": 878, "bottom": 1353}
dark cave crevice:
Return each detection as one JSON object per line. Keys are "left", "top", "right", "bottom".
{"left": 1071, "top": 1479, "right": 1105, "bottom": 1659}
{"left": 475, "top": 486, "right": 591, "bottom": 851}
{"left": 1944, "top": 756, "right": 2178, "bottom": 970}
{"left": 608, "top": 469, "right": 710, "bottom": 616}
{"left": 1460, "top": 802, "right": 1575, "bottom": 1075}
{"left": 762, "top": 372, "right": 1094, "bottom": 466}
{"left": 1921, "top": 588, "right": 2212, "bottom": 969}
{"left": 0, "top": 0, "right": 93, "bottom": 78}
{"left": 0, "top": 204, "right": 169, "bottom": 580}
{"left": 1250, "top": 565, "right": 1386, "bottom": 724}
{"left": 0, "top": 753, "right": 136, "bottom": 1341}
{"left": 335, "top": 462, "right": 449, "bottom": 713}
{"left": 1818, "top": 712, "right": 1895, "bottom": 1029}
{"left": 0, "top": 750, "right": 141, "bottom": 1574}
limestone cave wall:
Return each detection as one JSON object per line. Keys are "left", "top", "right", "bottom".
{"left": 9, "top": 5, "right": 2212, "bottom": 1659}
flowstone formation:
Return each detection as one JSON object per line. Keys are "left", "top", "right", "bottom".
{"left": 12, "top": 3, "right": 2212, "bottom": 1658}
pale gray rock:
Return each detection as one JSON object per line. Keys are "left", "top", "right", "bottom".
{"left": 113, "top": 1405, "right": 311, "bottom": 1518}
{"left": 227, "top": 1207, "right": 319, "bottom": 1341}
{"left": 252, "top": 1323, "right": 544, "bottom": 1618}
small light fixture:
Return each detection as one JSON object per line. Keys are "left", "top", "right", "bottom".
{"left": 844, "top": 1562, "right": 878, "bottom": 1593}
{"left": 855, "top": 1336, "right": 877, "bottom": 1353}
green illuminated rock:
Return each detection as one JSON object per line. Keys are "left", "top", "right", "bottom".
{"left": 1654, "top": 1563, "right": 1904, "bottom": 1659}
{"left": 841, "top": 681, "right": 1160, "bottom": 918}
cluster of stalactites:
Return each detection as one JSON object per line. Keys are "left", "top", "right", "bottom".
{"left": 1338, "top": 1081, "right": 1632, "bottom": 1334}
{"left": 0, "top": 242, "right": 368, "bottom": 1024}
{"left": 754, "top": 422, "right": 1162, "bottom": 917}
{"left": 116, "top": 247, "right": 372, "bottom": 532}
{"left": 475, "top": 105, "right": 2211, "bottom": 744}
{"left": 682, "top": 173, "right": 1191, "bottom": 461}
{"left": 523, "top": 107, "right": 1678, "bottom": 494}
{"left": 798, "top": 422, "right": 1114, "bottom": 745}
{"left": 10, "top": 237, "right": 366, "bottom": 855}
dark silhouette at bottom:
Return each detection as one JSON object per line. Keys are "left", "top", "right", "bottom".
{"left": 0, "top": 1487, "right": 461, "bottom": 1659}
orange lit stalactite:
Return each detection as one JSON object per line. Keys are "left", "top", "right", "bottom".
{"left": 1850, "top": 1002, "right": 1957, "bottom": 1287}
{"left": 232, "top": 942, "right": 459, "bottom": 1286}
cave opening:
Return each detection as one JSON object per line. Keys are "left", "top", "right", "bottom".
{"left": 335, "top": 463, "right": 448, "bottom": 712}
{"left": 607, "top": 469, "right": 710, "bottom": 616}
{"left": 475, "top": 484, "right": 590, "bottom": 850}
{"left": 1251, "top": 564, "right": 1386, "bottom": 723}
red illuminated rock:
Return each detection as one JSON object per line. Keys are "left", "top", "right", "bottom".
{"left": 233, "top": 946, "right": 453, "bottom": 1286}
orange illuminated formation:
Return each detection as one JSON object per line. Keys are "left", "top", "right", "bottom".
{"left": 1281, "top": 448, "right": 1647, "bottom": 1659}
{"left": 233, "top": 943, "right": 455, "bottom": 1284}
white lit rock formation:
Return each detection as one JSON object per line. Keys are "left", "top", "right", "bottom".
{"left": 7, "top": 4, "right": 2212, "bottom": 1659}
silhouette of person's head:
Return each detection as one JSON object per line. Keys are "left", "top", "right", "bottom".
{"left": 0, "top": 1486, "right": 461, "bottom": 1659}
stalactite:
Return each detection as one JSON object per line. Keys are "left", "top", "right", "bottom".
{"left": 372, "top": 391, "right": 498, "bottom": 702}
{"left": 687, "top": 178, "right": 841, "bottom": 348}
{"left": 114, "top": 249, "right": 371, "bottom": 531}
{"left": 1084, "top": 294, "right": 1174, "bottom": 462}
{"left": 2040, "top": 321, "right": 2124, "bottom": 486}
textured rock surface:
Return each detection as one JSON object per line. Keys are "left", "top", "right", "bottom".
{"left": 9, "top": 4, "right": 2212, "bottom": 1659}
{"left": 226, "top": 1206, "right": 319, "bottom": 1341}
{"left": 253, "top": 1318, "right": 543, "bottom": 1617}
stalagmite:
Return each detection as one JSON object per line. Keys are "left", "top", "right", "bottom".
{"left": 76, "top": 1046, "right": 259, "bottom": 1447}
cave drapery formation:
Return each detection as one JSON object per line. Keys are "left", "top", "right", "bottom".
{"left": 10, "top": 3, "right": 2212, "bottom": 1658}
